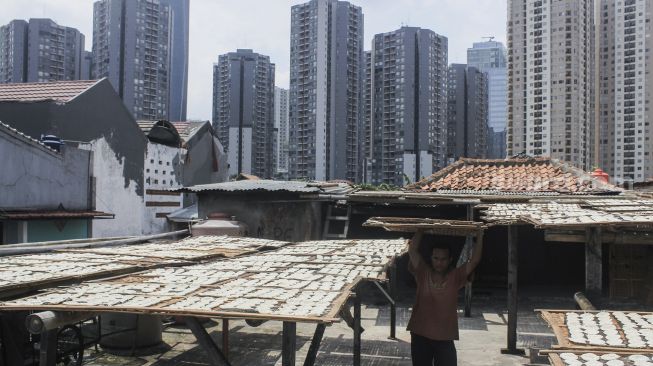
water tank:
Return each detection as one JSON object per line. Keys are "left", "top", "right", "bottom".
{"left": 40, "top": 135, "right": 64, "bottom": 152}
{"left": 99, "top": 314, "right": 162, "bottom": 349}
{"left": 191, "top": 213, "right": 248, "bottom": 237}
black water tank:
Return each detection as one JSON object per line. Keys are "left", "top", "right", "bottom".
{"left": 40, "top": 135, "right": 64, "bottom": 152}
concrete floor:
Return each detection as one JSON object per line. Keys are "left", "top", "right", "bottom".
{"left": 81, "top": 289, "right": 574, "bottom": 366}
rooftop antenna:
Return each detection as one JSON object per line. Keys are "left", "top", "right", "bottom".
{"left": 482, "top": 36, "right": 495, "bottom": 42}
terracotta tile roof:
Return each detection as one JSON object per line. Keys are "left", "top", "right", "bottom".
{"left": 0, "top": 79, "right": 101, "bottom": 103}
{"left": 406, "top": 157, "right": 622, "bottom": 195}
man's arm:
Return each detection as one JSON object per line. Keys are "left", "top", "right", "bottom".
{"left": 407, "top": 230, "right": 425, "bottom": 270}
{"left": 464, "top": 238, "right": 484, "bottom": 276}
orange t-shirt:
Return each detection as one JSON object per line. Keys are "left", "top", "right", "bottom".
{"left": 406, "top": 261, "right": 468, "bottom": 341}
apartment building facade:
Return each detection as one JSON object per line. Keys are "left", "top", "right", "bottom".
{"left": 367, "top": 27, "right": 448, "bottom": 186}
{"left": 467, "top": 40, "right": 508, "bottom": 158}
{"left": 507, "top": 0, "right": 594, "bottom": 170}
{"left": 212, "top": 49, "right": 275, "bottom": 179}
{"left": 0, "top": 19, "right": 85, "bottom": 83}
{"left": 93, "top": 0, "right": 172, "bottom": 121}
{"left": 274, "top": 87, "right": 290, "bottom": 178}
{"left": 288, "top": 0, "right": 364, "bottom": 182}
{"left": 598, "top": 0, "right": 653, "bottom": 183}
{"left": 447, "top": 64, "right": 489, "bottom": 161}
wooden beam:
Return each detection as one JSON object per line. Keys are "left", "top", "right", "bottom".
{"left": 282, "top": 321, "right": 296, "bottom": 366}
{"left": 389, "top": 260, "right": 397, "bottom": 339}
{"left": 353, "top": 294, "right": 362, "bottom": 366}
{"left": 184, "top": 317, "right": 231, "bottom": 366}
{"left": 462, "top": 206, "right": 476, "bottom": 318}
{"left": 501, "top": 225, "right": 525, "bottom": 355}
{"left": 222, "top": 319, "right": 229, "bottom": 362}
{"left": 585, "top": 227, "right": 603, "bottom": 297}
{"left": 545, "top": 229, "right": 653, "bottom": 245}
{"left": 302, "top": 323, "right": 326, "bottom": 366}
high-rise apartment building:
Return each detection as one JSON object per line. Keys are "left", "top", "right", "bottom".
{"left": 274, "top": 87, "right": 290, "bottom": 178}
{"left": 362, "top": 50, "right": 373, "bottom": 182}
{"left": 0, "top": 19, "right": 85, "bottom": 83}
{"left": 507, "top": 0, "right": 594, "bottom": 170}
{"left": 367, "top": 27, "right": 448, "bottom": 186}
{"left": 288, "top": 0, "right": 364, "bottom": 182}
{"left": 161, "top": 0, "right": 189, "bottom": 121}
{"left": 447, "top": 64, "right": 489, "bottom": 161}
{"left": 93, "top": 0, "right": 173, "bottom": 121}
{"left": 598, "top": 0, "right": 653, "bottom": 183}
{"left": 467, "top": 40, "right": 508, "bottom": 159}
{"left": 212, "top": 49, "right": 275, "bottom": 179}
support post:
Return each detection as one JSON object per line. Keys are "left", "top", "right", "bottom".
{"left": 389, "top": 259, "right": 397, "bottom": 339}
{"left": 222, "top": 319, "right": 229, "bottom": 362}
{"left": 501, "top": 225, "right": 525, "bottom": 355}
{"left": 462, "top": 205, "right": 475, "bottom": 317}
{"left": 585, "top": 227, "right": 603, "bottom": 298}
{"left": 38, "top": 328, "right": 58, "bottom": 366}
{"left": 183, "top": 317, "right": 231, "bottom": 366}
{"left": 282, "top": 321, "right": 296, "bottom": 366}
{"left": 302, "top": 323, "right": 326, "bottom": 366}
{"left": 353, "top": 294, "right": 362, "bottom": 366}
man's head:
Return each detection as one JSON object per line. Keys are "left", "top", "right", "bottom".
{"left": 430, "top": 243, "right": 452, "bottom": 273}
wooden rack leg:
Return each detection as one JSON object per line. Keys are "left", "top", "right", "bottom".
{"left": 389, "top": 260, "right": 397, "bottom": 339}
{"left": 302, "top": 323, "right": 326, "bottom": 366}
{"left": 501, "top": 226, "right": 525, "bottom": 355}
{"left": 184, "top": 317, "right": 231, "bottom": 366}
{"left": 222, "top": 319, "right": 229, "bottom": 361}
{"left": 353, "top": 294, "right": 362, "bottom": 366}
{"left": 282, "top": 321, "right": 296, "bottom": 366}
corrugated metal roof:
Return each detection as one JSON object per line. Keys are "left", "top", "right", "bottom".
{"left": 0, "top": 79, "right": 101, "bottom": 103}
{"left": 181, "top": 180, "right": 323, "bottom": 193}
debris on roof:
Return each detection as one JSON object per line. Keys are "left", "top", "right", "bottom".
{"left": 0, "top": 210, "right": 114, "bottom": 220}
{"left": 0, "top": 79, "right": 101, "bottom": 103}
{"left": 406, "top": 157, "right": 622, "bottom": 195}
{"left": 179, "top": 179, "right": 354, "bottom": 195}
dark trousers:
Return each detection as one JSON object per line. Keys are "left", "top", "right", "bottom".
{"left": 410, "top": 332, "right": 457, "bottom": 366}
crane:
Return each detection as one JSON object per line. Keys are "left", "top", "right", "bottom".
{"left": 482, "top": 36, "right": 495, "bottom": 42}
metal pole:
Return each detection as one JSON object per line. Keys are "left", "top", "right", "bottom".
{"left": 302, "top": 323, "right": 326, "bottom": 366}
{"left": 390, "top": 262, "right": 397, "bottom": 339}
{"left": 282, "top": 322, "right": 296, "bottom": 366}
{"left": 501, "top": 225, "right": 525, "bottom": 355}
{"left": 353, "top": 294, "right": 362, "bottom": 366}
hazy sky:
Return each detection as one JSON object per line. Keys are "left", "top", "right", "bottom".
{"left": 1, "top": 0, "right": 507, "bottom": 121}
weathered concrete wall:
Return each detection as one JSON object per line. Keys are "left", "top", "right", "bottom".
{"left": 197, "top": 193, "right": 323, "bottom": 242}
{"left": 0, "top": 130, "right": 90, "bottom": 210}
{"left": 183, "top": 132, "right": 228, "bottom": 186}
{"left": 85, "top": 138, "right": 144, "bottom": 237}
{"left": 0, "top": 79, "right": 148, "bottom": 237}
{"left": 143, "top": 142, "right": 183, "bottom": 234}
